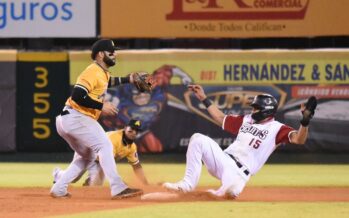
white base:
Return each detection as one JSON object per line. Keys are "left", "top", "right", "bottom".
{"left": 141, "top": 192, "right": 180, "bottom": 201}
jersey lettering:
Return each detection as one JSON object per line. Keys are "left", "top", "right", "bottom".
{"left": 224, "top": 114, "right": 295, "bottom": 175}
{"left": 248, "top": 138, "right": 261, "bottom": 149}
{"left": 240, "top": 123, "right": 269, "bottom": 140}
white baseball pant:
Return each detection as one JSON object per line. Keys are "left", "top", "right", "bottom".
{"left": 183, "top": 133, "right": 250, "bottom": 197}
{"left": 83, "top": 161, "right": 105, "bottom": 186}
{"left": 54, "top": 161, "right": 105, "bottom": 186}
{"left": 50, "top": 107, "right": 127, "bottom": 197}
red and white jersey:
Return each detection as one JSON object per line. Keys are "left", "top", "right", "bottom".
{"left": 223, "top": 114, "right": 296, "bottom": 175}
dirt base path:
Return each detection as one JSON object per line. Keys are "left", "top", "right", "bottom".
{"left": 1, "top": 186, "right": 348, "bottom": 218}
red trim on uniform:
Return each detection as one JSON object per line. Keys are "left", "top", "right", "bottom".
{"left": 276, "top": 125, "right": 295, "bottom": 144}
{"left": 223, "top": 115, "right": 244, "bottom": 135}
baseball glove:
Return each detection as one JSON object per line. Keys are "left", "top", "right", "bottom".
{"left": 300, "top": 96, "right": 317, "bottom": 126}
{"left": 133, "top": 72, "right": 154, "bottom": 93}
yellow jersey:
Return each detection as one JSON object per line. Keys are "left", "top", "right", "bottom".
{"left": 66, "top": 63, "right": 110, "bottom": 120}
{"left": 107, "top": 130, "right": 139, "bottom": 165}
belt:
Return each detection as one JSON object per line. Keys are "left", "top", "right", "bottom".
{"left": 227, "top": 154, "right": 250, "bottom": 176}
{"left": 60, "top": 110, "right": 70, "bottom": 116}
{"left": 60, "top": 106, "right": 73, "bottom": 116}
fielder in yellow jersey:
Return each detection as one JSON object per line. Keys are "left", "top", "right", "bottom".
{"left": 109, "top": 129, "right": 139, "bottom": 164}
{"left": 66, "top": 63, "right": 111, "bottom": 120}
{"left": 53, "top": 119, "right": 149, "bottom": 186}
{"left": 51, "top": 39, "right": 143, "bottom": 199}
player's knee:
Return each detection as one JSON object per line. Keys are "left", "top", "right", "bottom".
{"left": 84, "top": 177, "right": 104, "bottom": 186}
{"left": 189, "top": 133, "right": 206, "bottom": 143}
{"left": 90, "top": 179, "right": 104, "bottom": 186}
{"left": 188, "top": 133, "right": 208, "bottom": 151}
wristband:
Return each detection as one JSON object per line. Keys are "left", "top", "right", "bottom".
{"left": 109, "top": 77, "right": 130, "bottom": 87}
{"left": 202, "top": 98, "right": 212, "bottom": 108}
{"left": 120, "top": 76, "right": 130, "bottom": 84}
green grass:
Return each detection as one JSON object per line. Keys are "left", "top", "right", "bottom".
{"left": 249, "top": 164, "right": 349, "bottom": 187}
{"left": 49, "top": 202, "right": 349, "bottom": 218}
{"left": 0, "top": 163, "right": 348, "bottom": 187}
{"left": 1, "top": 162, "right": 348, "bottom": 218}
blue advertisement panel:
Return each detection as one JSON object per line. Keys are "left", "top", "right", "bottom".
{"left": 0, "top": 0, "right": 96, "bottom": 38}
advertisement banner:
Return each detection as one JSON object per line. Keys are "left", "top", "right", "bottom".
{"left": 70, "top": 49, "right": 349, "bottom": 85}
{"left": 17, "top": 52, "right": 70, "bottom": 152}
{"left": 0, "top": 0, "right": 96, "bottom": 38}
{"left": 101, "top": 0, "right": 349, "bottom": 38}
{"left": 70, "top": 49, "right": 349, "bottom": 152}
{"left": 0, "top": 50, "right": 16, "bottom": 152}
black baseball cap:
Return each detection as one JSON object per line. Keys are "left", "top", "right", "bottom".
{"left": 127, "top": 119, "right": 142, "bottom": 131}
{"left": 91, "top": 39, "right": 120, "bottom": 60}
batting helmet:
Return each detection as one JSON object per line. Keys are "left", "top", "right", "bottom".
{"left": 250, "top": 94, "right": 278, "bottom": 122}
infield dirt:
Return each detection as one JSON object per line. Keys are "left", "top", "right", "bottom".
{"left": 1, "top": 186, "right": 348, "bottom": 218}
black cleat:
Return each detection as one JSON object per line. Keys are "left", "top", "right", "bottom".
{"left": 111, "top": 188, "right": 143, "bottom": 200}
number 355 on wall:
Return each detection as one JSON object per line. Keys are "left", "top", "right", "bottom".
{"left": 33, "top": 66, "right": 51, "bottom": 139}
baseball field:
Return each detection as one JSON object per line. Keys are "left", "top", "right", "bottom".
{"left": 0, "top": 154, "right": 348, "bottom": 218}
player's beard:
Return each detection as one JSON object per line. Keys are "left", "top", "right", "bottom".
{"left": 122, "top": 131, "right": 134, "bottom": 145}
{"left": 251, "top": 111, "right": 266, "bottom": 123}
{"left": 103, "top": 55, "right": 116, "bottom": 67}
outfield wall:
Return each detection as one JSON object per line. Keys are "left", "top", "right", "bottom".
{"left": 16, "top": 52, "right": 70, "bottom": 152}
{"left": 1, "top": 49, "right": 348, "bottom": 152}
{"left": 70, "top": 50, "right": 349, "bottom": 152}
{"left": 0, "top": 51, "right": 16, "bottom": 151}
